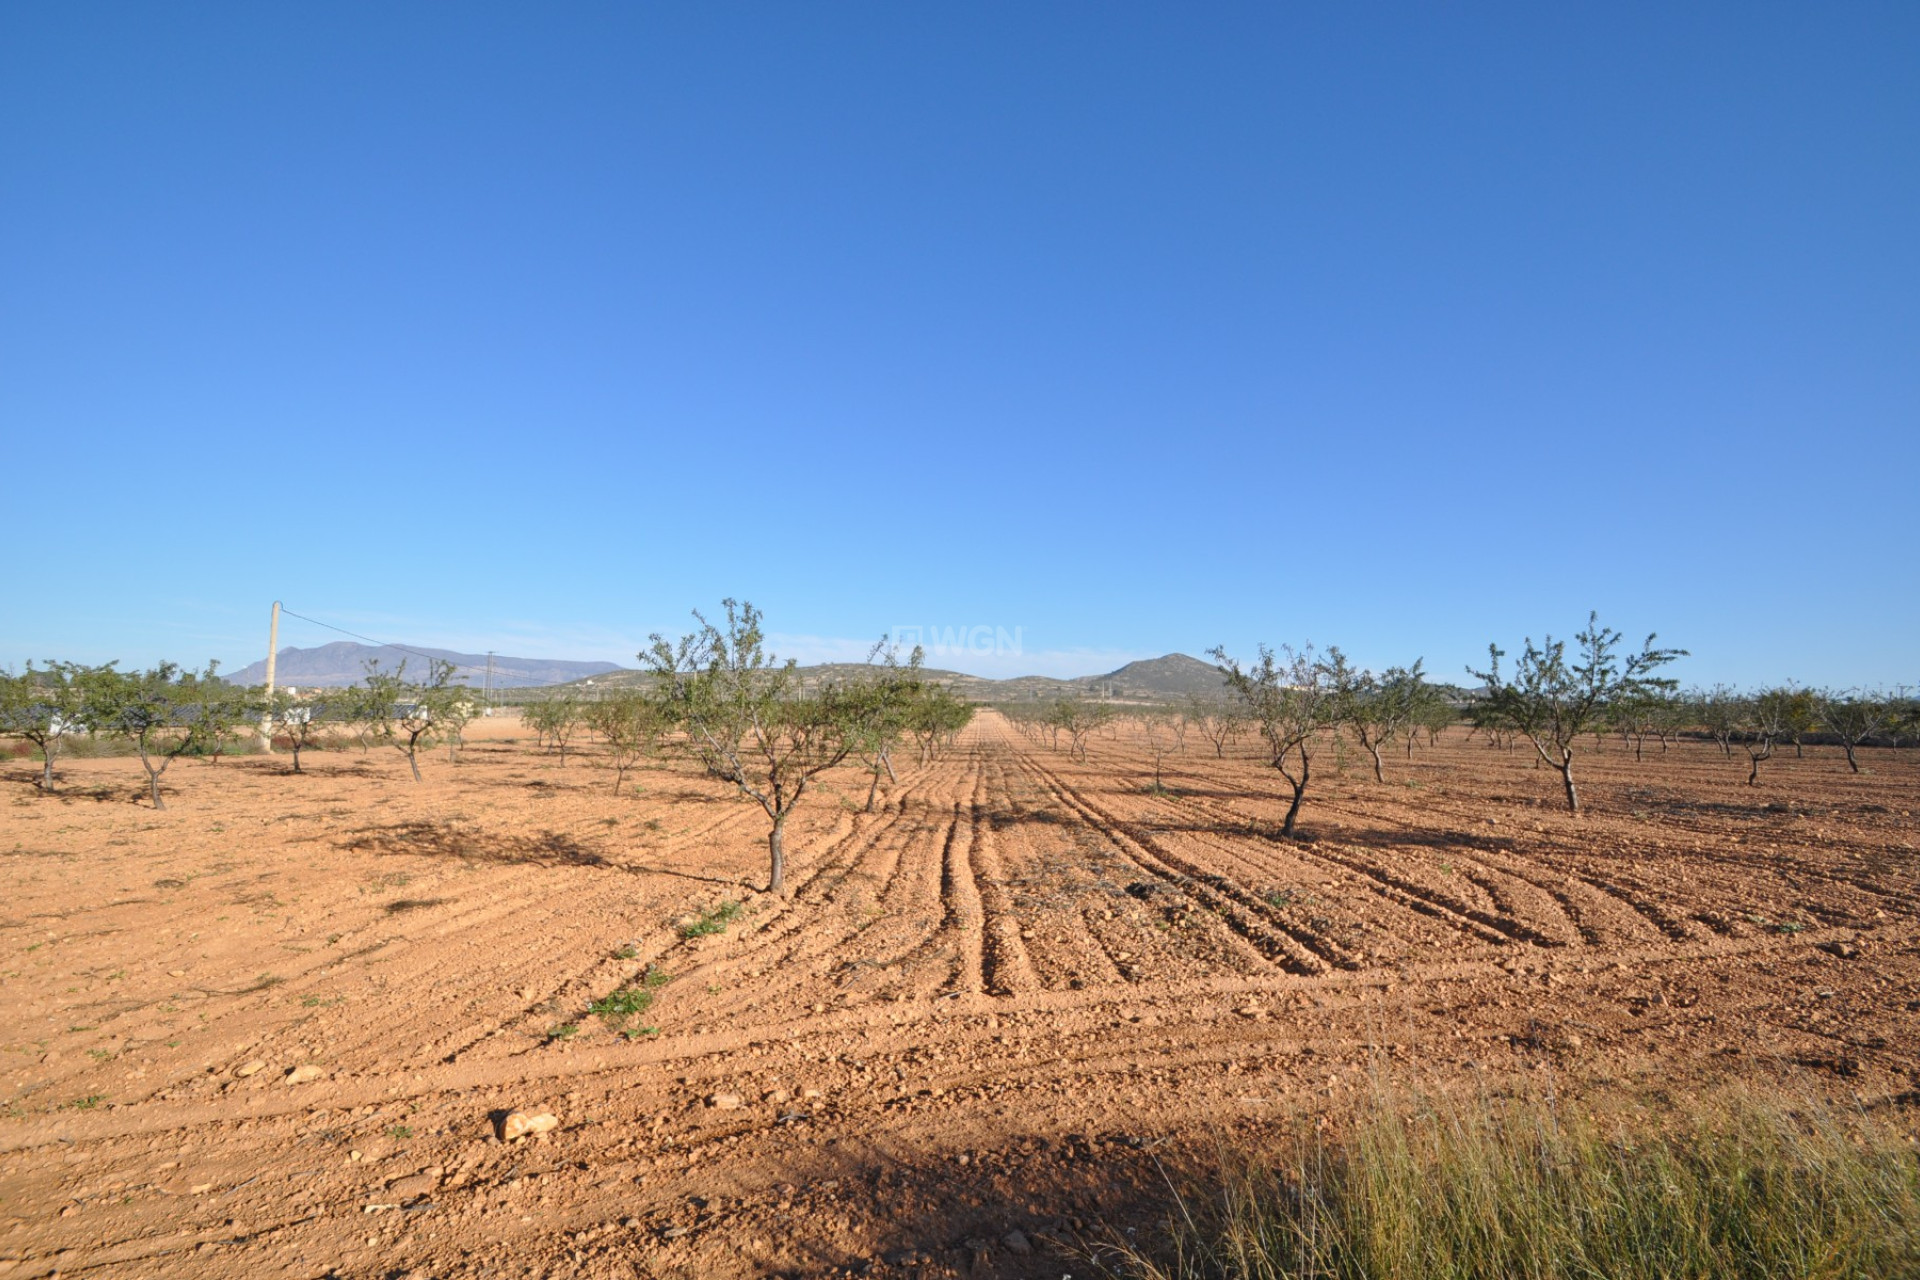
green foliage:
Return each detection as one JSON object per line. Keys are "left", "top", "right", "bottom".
{"left": 906, "top": 682, "right": 974, "bottom": 765}
{"left": 1471, "top": 613, "right": 1684, "bottom": 812}
{"left": 1209, "top": 643, "right": 1335, "bottom": 837}
{"left": 1046, "top": 696, "right": 1114, "bottom": 761}
{"left": 643, "top": 599, "right": 869, "bottom": 893}
{"left": 1185, "top": 694, "right": 1247, "bottom": 759}
{"left": 1325, "top": 651, "right": 1430, "bottom": 783}
{"left": 1819, "top": 690, "right": 1899, "bottom": 773}
{"left": 680, "top": 900, "right": 742, "bottom": 938}
{"left": 267, "top": 688, "right": 347, "bottom": 774}
{"left": 357, "top": 657, "right": 466, "bottom": 781}
{"left": 0, "top": 660, "right": 114, "bottom": 792}
{"left": 583, "top": 691, "right": 662, "bottom": 795}
{"left": 1106, "top": 1090, "right": 1920, "bottom": 1280}
{"left": 89, "top": 661, "right": 243, "bottom": 809}
{"left": 523, "top": 693, "right": 586, "bottom": 764}
{"left": 587, "top": 986, "right": 654, "bottom": 1028}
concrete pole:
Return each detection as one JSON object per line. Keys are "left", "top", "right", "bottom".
{"left": 257, "top": 600, "right": 282, "bottom": 752}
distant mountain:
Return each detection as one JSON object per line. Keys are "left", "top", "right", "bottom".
{"left": 523, "top": 652, "right": 1231, "bottom": 705}
{"left": 224, "top": 642, "right": 624, "bottom": 690}
{"left": 1093, "top": 653, "right": 1231, "bottom": 700}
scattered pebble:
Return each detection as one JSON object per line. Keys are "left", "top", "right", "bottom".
{"left": 498, "top": 1111, "right": 560, "bottom": 1141}
{"left": 232, "top": 1059, "right": 266, "bottom": 1078}
{"left": 285, "top": 1065, "right": 324, "bottom": 1086}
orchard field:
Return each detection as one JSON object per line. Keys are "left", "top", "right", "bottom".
{"left": 2, "top": 711, "right": 1917, "bottom": 1277}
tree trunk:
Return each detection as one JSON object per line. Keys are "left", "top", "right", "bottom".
{"left": 140, "top": 747, "right": 166, "bottom": 811}
{"left": 865, "top": 762, "right": 882, "bottom": 813}
{"left": 291, "top": 741, "right": 304, "bottom": 774}
{"left": 1843, "top": 742, "right": 1859, "bottom": 773}
{"left": 768, "top": 817, "right": 787, "bottom": 894}
{"left": 1366, "top": 740, "right": 1384, "bottom": 784}
{"left": 1279, "top": 748, "right": 1309, "bottom": 837}
{"left": 1746, "top": 741, "right": 1771, "bottom": 786}
{"left": 40, "top": 744, "right": 56, "bottom": 792}
{"left": 1556, "top": 748, "right": 1578, "bottom": 814}
{"left": 407, "top": 743, "right": 422, "bottom": 782}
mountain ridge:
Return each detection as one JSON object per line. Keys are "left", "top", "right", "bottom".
{"left": 223, "top": 642, "right": 623, "bottom": 690}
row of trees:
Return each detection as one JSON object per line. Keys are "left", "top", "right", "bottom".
{"left": 638, "top": 601, "right": 973, "bottom": 892}
{"left": 1626, "top": 685, "right": 1912, "bottom": 782}
{"left": 1003, "top": 655, "right": 1456, "bottom": 835}
{"left": 2, "top": 603, "right": 978, "bottom": 895}
{"left": 1214, "top": 615, "right": 1915, "bottom": 831}
{"left": 0, "top": 656, "right": 478, "bottom": 803}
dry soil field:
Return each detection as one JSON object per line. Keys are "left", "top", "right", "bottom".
{"left": 2, "top": 712, "right": 1916, "bottom": 1278}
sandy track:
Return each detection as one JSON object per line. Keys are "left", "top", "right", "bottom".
{"left": 2, "top": 713, "right": 1915, "bottom": 1277}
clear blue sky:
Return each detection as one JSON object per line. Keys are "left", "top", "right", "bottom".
{"left": 3, "top": 4, "right": 1915, "bottom": 688}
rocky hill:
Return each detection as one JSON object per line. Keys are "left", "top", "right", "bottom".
{"left": 223, "top": 642, "right": 623, "bottom": 689}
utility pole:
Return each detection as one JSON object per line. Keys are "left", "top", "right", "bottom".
{"left": 256, "top": 600, "right": 282, "bottom": 752}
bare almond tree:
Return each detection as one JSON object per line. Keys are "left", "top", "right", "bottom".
{"left": 1470, "top": 613, "right": 1684, "bottom": 814}
{"left": 1818, "top": 690, "right": 1895, "bottom": 774}
{"left": 1209, "top": 643, "right": 1334, "bottom": 838}
{"left": 1184, "top": 693, "right": 1245, "bottom": 758}
{"left": 644, "top": 600, "right": 867, "bottom": 894}
{"left": 1324, "top": 649, "right": 1427, "bottom": 783}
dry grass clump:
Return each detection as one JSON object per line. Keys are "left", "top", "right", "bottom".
{"left": 1107, "top": 1087, "right": 1920, "bottom": 1280}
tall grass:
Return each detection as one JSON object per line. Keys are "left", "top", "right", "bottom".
{"left": 1108, "top": 1089, "right": 1920, "bottom": 1280}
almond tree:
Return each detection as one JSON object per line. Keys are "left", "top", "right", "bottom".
{"left": 524, "top": 693, "right": 586, "bottom": 765}
{"left": 1817, "top": 690, "right": 1895, "bottom": 773}
{"left": 1048, "top": 696, "right": 1112, "bottom": 761}
{"left": 0, "top": 660, "right": 110, "bottom": 792}
{"left": 1185, "top": 693, "right": 1245, "bottom": 758}
{"left": 907, "top": 687, "right": 973, "bottom": 764}
{"left": 643, "top": 600, "right": 863, "bottom": 894}
{"left": 1611, "top": 687, "right": 1668, "bottom": 762}
{"left": 268, "top": 688, "right": 341, "bottom": 774}
{"left": 359, "top": 658, "right": 462, "bottom": 781}
{"left": 1410, "top": 684, "right": 1455, "bottom": 754}
{"left": 1136, "top": 708, "right": 1183, "bottom": 793}
{"left": 1737, "top": 688, "right": 1796, "bottom": 786}
{"left": 1470, "top": 613, "right": 1684, "bottom": 814}
{"left": 1692, "top": 685, "right": 1741, "bottom": 758}
{"left": 1209, "top": 643, "right": 1334, "bottom": 838}
{"left": 845, "top": 642, "right": 921, "bottom": 811}
{"left": 584, "top": 691, "right": 662, "bottom": 796}
{"left": 1325, "top": 649, "right": 1427, "bottom": 783}
{"left": 91, "top": 662, "right": 238, "bottom": 809}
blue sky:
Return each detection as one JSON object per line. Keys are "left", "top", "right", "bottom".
{"left": 3, "top": 4, "right": 1915, "bottom": 688}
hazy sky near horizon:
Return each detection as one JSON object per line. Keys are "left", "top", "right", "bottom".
{"left": 3, "top": 4, "right": 1916, "bottom": 687}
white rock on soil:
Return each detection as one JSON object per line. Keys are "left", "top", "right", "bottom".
{"left": 498, "top": 1111, "right": 560, "bottom": 1141}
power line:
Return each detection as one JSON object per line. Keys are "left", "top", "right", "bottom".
{"left": 275, "top": 608, "right": 530, "bottom": 683}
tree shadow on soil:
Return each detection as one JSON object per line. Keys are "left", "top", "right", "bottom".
{"left": 593, "top": 1133, "right": 1181, "bottom": 1280}
{"left": 338, "top": 820, "right": 612, "bottom": 869}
